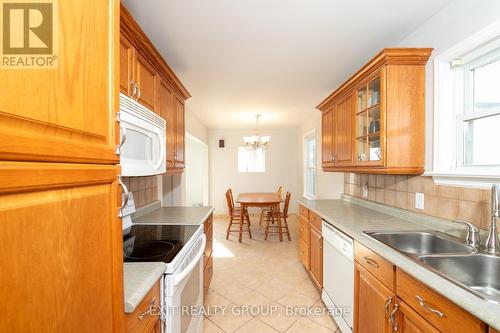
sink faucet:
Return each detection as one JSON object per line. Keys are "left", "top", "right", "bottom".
{"left": 455, "top": 220, "right": 480, "bottom": 249}
{"left": 485, "top": 184, "right": 500, "bottom": 254}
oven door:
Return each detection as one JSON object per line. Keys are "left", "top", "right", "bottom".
{"left": 118, "top": 94, "right": 166, "bottom": 176}
{"left": 164, "top": 234, "right": 206, "bottom": 333}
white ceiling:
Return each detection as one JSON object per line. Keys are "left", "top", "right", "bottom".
{"left": 123, "top": 0, "right": 450, "bottom": 129}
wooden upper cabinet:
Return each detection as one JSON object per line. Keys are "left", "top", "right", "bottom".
{"left": 120, "top": 3, "right": 190, "bottom": 174}
{"left": 0, "top": 162, "right": 124, "bottom": 333}
{"left": 0, "top": 0, "right": 119, "bottom": 164}
{"left": 158, "top": 79, "right": 176, "bottom": 168}
{"left": 317, "top": 48, "right": 432, "bottom": 174}
{"left": 120, "top": 34, "right": 136, "bottom": 96}
{"left": 322, "top": 108, "right": 335, "bottom": 168}
{"left": 354, "top": 263, "right": 394, "bottom": 333}
{"left": 135, "top": 53, "right": 158, "bottom": 114}
{"left": 334, "top": 93, "right": 354, "bottom": 166}
{"left": 174, "top": 96, "right": 186, "bottom": 169}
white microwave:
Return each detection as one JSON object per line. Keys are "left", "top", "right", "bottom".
{"left": 118, "top": 93, "right": 166, "bottom": 176}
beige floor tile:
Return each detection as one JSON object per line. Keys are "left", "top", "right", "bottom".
{"left": 235, "top": 317, "right": 278, "bottom": 333}
{"left": 285, "top": 316, "right": 335, "bottom": 333}
{"left": 277, "top": 292, "right": 317, "bottom": 308}
{"left": 203, "top": 317, "right": 225, "bottom": 333}
{"left": 215, "top": 281, "right": 253, "bottom": 303}
{"left": 208, "top": 303, "right": 254, "bottom": 333}
{"left": 307, "top": 300, "right": 339, "bottom": 331}
{"left": 257, "top": 303, "right": 301, "bottom": 332}
{"left": 295, "top": 278, "right": 321, "bottom": 300}
{"left": 204, "top": 290, "right": 231, "bottom": 316}
{"left": 235, "top": 290, "right": 273, "bottom": 308}
{"left": 254, "top": 279, "right": 296, "bottom": 301}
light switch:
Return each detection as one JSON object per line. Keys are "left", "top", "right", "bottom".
{"left": 415, "top": 192, "right": 425, "bottom": 210}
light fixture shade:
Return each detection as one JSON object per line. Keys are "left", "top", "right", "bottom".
{"left": 260, "top": 136, "right": 271, "bottom": 144}
{"left": 242, "top": 114, "right": 271, "bottom": 150}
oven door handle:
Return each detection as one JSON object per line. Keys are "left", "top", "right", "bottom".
{"left": 174, "top": 234, "right": 206, "bottom": 286}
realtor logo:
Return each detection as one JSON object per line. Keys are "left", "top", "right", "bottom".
{"left": 1, "top": 0, "right": 57, "bottom": 68}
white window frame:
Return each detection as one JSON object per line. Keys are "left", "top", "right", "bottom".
{"left": 237, "top": 146, "right": 266, "bottom": 173}
{"left": 429, "top": 20, "right": 500, "bottom": 188}
{"left": 303, "top": 129, "right": 317, "bottom": 199}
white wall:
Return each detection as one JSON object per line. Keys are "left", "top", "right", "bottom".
{"left": 297, "top": 111, "right": 344, "bottom": 199}
{"left": 185, "top": 134, "right": 209, "bottom": 206}
{"left": 209, "top": 128, "right": 300, "bottom": 214}
{"left": 397, "top": 0, "right": 500, "bottom": 170}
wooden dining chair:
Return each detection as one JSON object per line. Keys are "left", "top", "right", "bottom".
{"left": 265, "top": 191, "right": 291, "bottom": 241}
{"left": 225, "top": 189, "right": 252, "bottom": 240}
{"left": 259, "top": 185, "right": 283, "bottom": 225}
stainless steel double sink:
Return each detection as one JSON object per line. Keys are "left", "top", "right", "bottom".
{"left": 364, "top": 230, "right": 500, "bottom": 304}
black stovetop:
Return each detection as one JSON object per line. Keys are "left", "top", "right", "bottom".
{"left": 123, "top": 224, "right": 199, "bottom": 263}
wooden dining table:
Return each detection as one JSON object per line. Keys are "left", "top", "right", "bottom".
{"left": 236, "top": 192, "right": 283, "bottom": 242}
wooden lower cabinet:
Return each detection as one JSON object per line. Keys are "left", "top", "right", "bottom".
{"left": 203, "top": 214, "right": 214, "bottom": 298}
{"left": 395, "top": 299, "right": 440, "bottom": 333}
{"left": 126, "top": 280, "right": 161, "bottom": 333}
{"left": 0, "top": 162, "right": 124, "bottom": 333}
{"left": 354, "top": 263, "right": 394, "bottom": 333}
{"left": 309, "top": 223, "right": 323, "bottom": 288}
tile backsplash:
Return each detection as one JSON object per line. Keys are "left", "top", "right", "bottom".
{"left": 121, "top": 176, "right": 158, "bottom": 208}
{"left": 344, "top": 173, "right": 493, "bottom": 230}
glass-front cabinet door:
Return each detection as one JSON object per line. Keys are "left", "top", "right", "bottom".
{"left": 355, "top": 75, "right": 383, "bottom": 165}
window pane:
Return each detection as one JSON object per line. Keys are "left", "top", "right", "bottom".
{"left": 304, "top": 135, "right": 316, "bottom": 197}
{"left": 473, "top": 58, "right": 500, "bottom": 113}
{"left": 463, "top": 114, "right": 500, "bottom": 165}
{"left": 238, "top": 147, "right": 265, "bottom": 172}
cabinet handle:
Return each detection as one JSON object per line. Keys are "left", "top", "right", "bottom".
{"left": 389, "top": 303, "right": 399, "bottom": 332}
{"left": 385, "top": 297, "right": 392, "bottom": 318}
{"left": 130, "top": 79, "right": 138, "bottom": 100}
{"left": 416, "top": 296, "right": 444, "bottom": 318}
{"left": 362, "top": 256, "right": 379, "bottom": 268}
{"left": 138, "top": 297, "right": 160, "bottom": 320}
{"left": 115, "top": 112, "right": 127, "bottom": 155}
{"left": 118, "top": 176, "right": 129, "bottom": 217}
{"left": 136, "top": 85, "right": 141, "bottom": 101}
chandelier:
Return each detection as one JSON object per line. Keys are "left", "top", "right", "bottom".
{"left": 243, "top": 114, "right": 271, "bottom": 150}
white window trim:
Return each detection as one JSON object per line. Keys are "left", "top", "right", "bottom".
{"left": 429, "top": 19, "right": 500, "bottom": 189}
{"left": 303, "top": 129, "right": 317, "bottom": 199}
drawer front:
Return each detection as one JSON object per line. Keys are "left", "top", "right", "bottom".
{"left": 299, "top": 204, "right": 309, "bottom": 220}
{"left": 298, "top": 216, "right": 310, "bottom": 243}
{"left": 355, "top": 241, "right": 395, "bottom": 290}
{"left": 309, "top": 211, "right": 322, "bottom": 231}
{"left": 125, "top": 280, "right": 161, "bottom": 333}
{"left": 204, "top": 255, "right": 214, "bottom": 297}
{"left": 396, "top": 269, "right": 487, "bottom": 333}
{"left": 204, "top": 222, "right": 213, "bottom": 264}
{"left": 299, "top": 238, "right": 310, "bottom": 269}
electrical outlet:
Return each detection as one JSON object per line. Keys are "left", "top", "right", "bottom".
{"left": 362, "top": 183, "right": 368, "bottom": 199}
{"left": 415, "top": 192, "right": 425, "bottom": 210}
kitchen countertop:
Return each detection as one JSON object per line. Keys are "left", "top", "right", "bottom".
{"left": 123, "top": 262, "right": 166, "bottom": 313}
{"left": 133, "top": 206, "right": 214, "bottom": 225}
{"left": 298, "top": 196, "right": 500, "bottom": 330}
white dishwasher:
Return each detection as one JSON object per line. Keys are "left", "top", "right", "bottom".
{"left": 322, "top": 221, "right": 354, "bottom": 333}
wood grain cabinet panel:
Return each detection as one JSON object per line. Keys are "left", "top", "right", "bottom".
{"left": 394, "top": 299, "right": 440, "bottom": 333}
{"left": 174, "top": 96, "right": 186, "bottom": 169}
{"left": 354, "top": 263, "right": 394, "bottom": 333}
{"left": 322, "top": 108, "right": 335, "bottom": 168}
{"left": 309, "top": 224, "right": 323, "bottom": 289}
{"left": 120, "top": 33, "right": 136, "bottom": 96}
{"left": 125, "top": 281, "right": 161, "bottom": 333}
{"left": 355, "top": 241, "right": 395, "bottom": 291}
{"left": 0, "top": 0, "right": 119, "bottom": 164}
{"left": 0, "top": 162, "right": 124, "bottom": 333}
{"left": 396, "top": 269, "right": 487, "bottom": 333}
{"left": 317, "top": 48, "right": 432, "bottom": 174}
{"left": 158, "top": 78, "right": 176, "bottom": 168}
{"left": 334, "top": 93, "right": 354, "bottom": 166}
{"left": 136, "top": 53, "right": 158, "bottom": 114}
{"left": 490, "top": 328, "right": 500, "bottom": 333}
